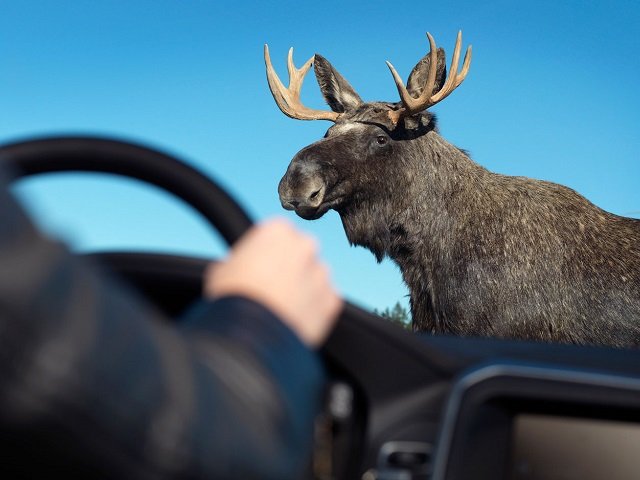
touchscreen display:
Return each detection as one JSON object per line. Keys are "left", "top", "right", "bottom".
{"left": 510, "top": 414, "right": 640, "bottom": 480}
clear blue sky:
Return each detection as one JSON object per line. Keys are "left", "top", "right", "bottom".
{"left": 1, "top": 1, "right": 638, "bottom": 313}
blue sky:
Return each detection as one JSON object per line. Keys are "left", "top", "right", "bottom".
{"left": 1, "top": 1, "right": 638, "bottom": 313}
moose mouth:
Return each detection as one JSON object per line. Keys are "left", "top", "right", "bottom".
{"left": 294, "top": 197, "right": 344, "bottom": 220}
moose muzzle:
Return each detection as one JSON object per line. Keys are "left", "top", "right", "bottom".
{"left": 278, "top": 160, "right": 328, "bottom": 220}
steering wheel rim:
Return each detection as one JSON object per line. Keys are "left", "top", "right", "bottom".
{"left": 0, "top": 135, "right": 253, "bottom": 246}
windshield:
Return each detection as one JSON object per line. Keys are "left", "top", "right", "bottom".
{"left": 2, "top": 1, "right": 638, "bottom": 324}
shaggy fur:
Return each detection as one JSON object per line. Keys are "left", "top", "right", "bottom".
{"left": 277, "top": 52, "right": 640, "bottom": 347}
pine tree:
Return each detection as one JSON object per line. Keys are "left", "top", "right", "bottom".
{"left": 373, "top": 301, "right": 411, "bottom": 329}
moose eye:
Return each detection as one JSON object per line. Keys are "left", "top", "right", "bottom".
{"left": 376, "top": 135, "right": 388, "bottom": 146}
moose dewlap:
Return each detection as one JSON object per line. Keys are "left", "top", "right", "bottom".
{"left": 265, "top": 31, "right": 640, "bottom": 348}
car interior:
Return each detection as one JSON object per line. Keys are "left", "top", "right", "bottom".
{"left": 3, "top": 135, "right": 640, "bottom": 480}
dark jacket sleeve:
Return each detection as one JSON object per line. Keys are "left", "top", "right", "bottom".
{"left": 0, "top": 176, "right": 326, "bottom": 479}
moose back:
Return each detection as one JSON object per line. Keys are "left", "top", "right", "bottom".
{"left": 265, "top": 32, "right": 640, "bottom": 347}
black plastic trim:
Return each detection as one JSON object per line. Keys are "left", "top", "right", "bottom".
{"left": 431, "top": 362, "right": 640, "bottom": 480}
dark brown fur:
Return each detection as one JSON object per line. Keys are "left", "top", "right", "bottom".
{"left": 277, "top": 52, "right": 640, "bottom": 347}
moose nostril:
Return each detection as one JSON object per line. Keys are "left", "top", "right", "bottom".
{"left": 289, "top": 200, "right": 300, "bottom": 208}
{"left": 309, "top": 189, "right": 321, "bottom": 201}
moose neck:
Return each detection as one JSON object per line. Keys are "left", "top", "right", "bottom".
{"left": 338, "top": 130, "right": 489, "bottom": 331}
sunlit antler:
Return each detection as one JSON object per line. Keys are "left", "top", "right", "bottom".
{"left": 386, "top": 31, "right": 472, "bottom": 123}
{"left": 264, "top": 45, "right": 340, "bottom": 122}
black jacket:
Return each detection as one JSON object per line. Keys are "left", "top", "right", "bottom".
{"left": 0, "top": 175, "right": 325, "bottom": 479}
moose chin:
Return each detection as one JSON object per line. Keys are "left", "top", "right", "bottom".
{"left": 265, "top": 31, "right": 640, "bottom": 348}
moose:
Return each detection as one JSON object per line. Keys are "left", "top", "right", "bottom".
{"left": 264, "top": 32, "right": 640, "bottom": 347}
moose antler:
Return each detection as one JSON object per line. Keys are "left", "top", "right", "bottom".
{"left": 264, "top": 44, "right": 340, "bottom": 122}
{"left": 386, "top": 31, "right": 472, "bottom": 123}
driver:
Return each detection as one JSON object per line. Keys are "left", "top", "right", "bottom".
{"left": 0, "top": 170, "right": 342, "bottom": 479}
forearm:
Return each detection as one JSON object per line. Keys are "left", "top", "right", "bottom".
{"left": 180, "top": 297, "right": 325, "bottom": 479}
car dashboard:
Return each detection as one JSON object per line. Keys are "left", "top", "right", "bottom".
{"left": 96, "top": 250, "right": 640, "bottom": 480}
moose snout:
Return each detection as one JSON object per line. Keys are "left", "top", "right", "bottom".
{"left": 278, "top": 175, "right": 325, "bottom": 210}
{"left": 278, "top": 162, "right": 327, "bottom": 218}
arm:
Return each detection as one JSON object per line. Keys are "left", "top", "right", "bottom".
{"left": 0, "top": 176, "right": 340, "bottom": 479}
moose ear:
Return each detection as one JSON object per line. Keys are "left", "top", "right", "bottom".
{"left": 313, "top": 54, "right": 363, "bottom": 113}
{"left": 406, "top": 47, "right": 447, "bottom": 98}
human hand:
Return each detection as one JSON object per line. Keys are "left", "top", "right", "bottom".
{"left": 203, "top": 219, "right": 342, "bottom": 348}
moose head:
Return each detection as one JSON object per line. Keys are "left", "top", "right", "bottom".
{"left": 265, "top": 32, "right": 471, "bottom": 224}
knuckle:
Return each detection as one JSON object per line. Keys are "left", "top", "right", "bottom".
{"left": 264, "top": 218, "right": 291, "bottom": 235}
{"left": 299, "top": 234, "right": 319, "bottom": 256}
{"left": 313, "top": 262, "right": 330, "bottom": 285}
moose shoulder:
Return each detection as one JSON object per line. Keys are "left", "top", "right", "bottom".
{"left": 264, "top": 32, "right": 640, "bottom": 347}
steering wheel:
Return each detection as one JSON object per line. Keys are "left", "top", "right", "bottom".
{"left": 0, "top": 135, "right": 263, "bottom": 319}
{"left": 0, "top": 135, "right": 253, "bottom": 246}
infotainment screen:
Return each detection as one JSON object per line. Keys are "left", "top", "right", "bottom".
{"left": 509, "top": 414, "right": 640, "bottom": 480}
